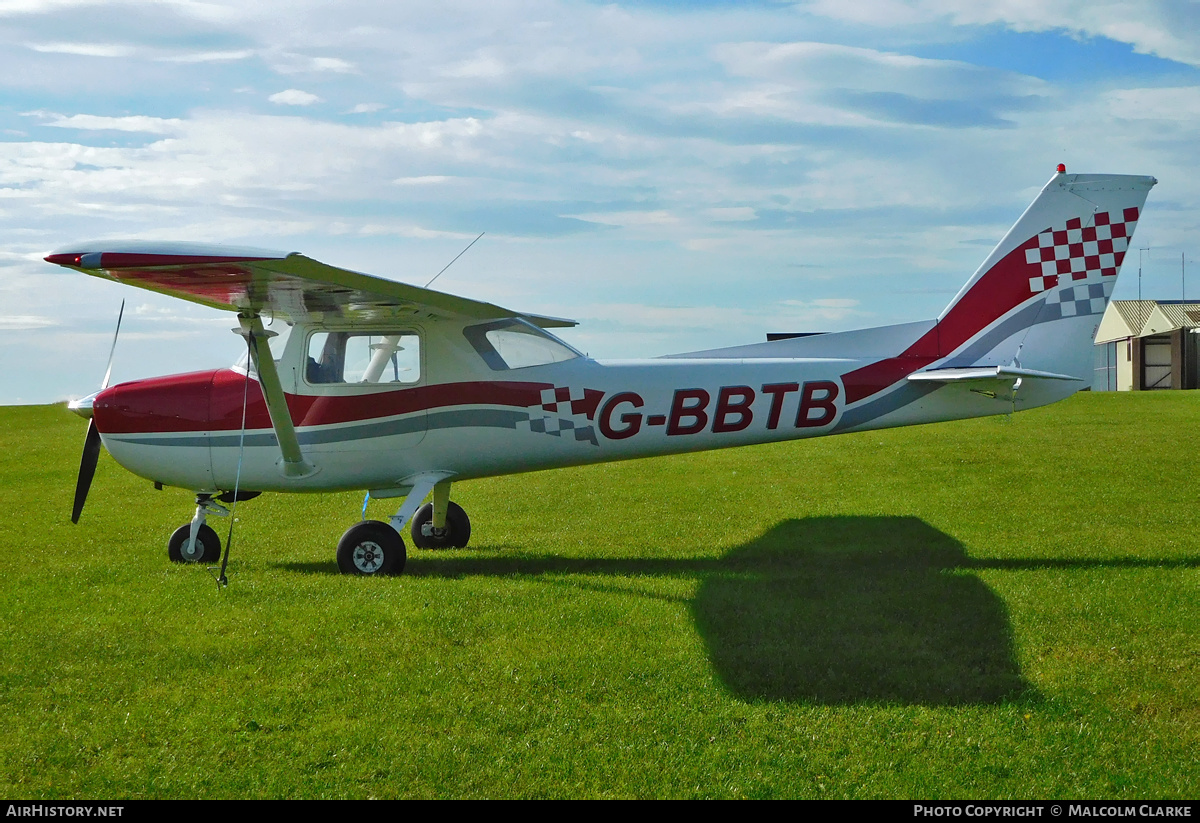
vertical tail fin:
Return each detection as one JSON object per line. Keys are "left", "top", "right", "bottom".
{"left": 934, "top": 171, "right": 1156, "bottom": 379}
{"left": 837, "top": 171, "right": 1155, "bottom": 420}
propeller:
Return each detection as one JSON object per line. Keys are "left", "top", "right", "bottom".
{"left": 70, "top": 300, "right": 124, "bottom": 524}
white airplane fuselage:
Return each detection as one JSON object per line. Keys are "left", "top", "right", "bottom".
{"left": 92, "top": 311, "right": 1085, "bottom": 496}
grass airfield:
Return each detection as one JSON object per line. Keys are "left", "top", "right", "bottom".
{"left": 0, "top": 393, "right": 1195, "bottom": 799}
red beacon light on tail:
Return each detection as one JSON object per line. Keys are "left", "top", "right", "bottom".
{"left": 1057, "top": 163, "right": 1067, "bottom": 174}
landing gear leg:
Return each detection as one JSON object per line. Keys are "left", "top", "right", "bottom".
{"left": 168, "top": 493, "right": 224, "bottom": 563}
{"left": 335, "top": 473, "right": 455, "bottom": 576}
{"left": 411, "top": 479, "right": 471, "bottom": 549}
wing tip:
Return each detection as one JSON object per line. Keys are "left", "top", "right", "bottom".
{"left": 45, "top": 241, "right": 294, "bottom": 270}
{"left": 524, "top": 313, "right": 578, "bottom": 329}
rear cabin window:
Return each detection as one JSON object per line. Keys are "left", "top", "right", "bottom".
{"left": 464, "top": 319, "right": 580, "bottom": 371}
{"left": 306, "top": 332, "right": 421, "bottom": 385}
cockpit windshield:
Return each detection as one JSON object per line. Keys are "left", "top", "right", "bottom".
{"left": 463, "top": 319, "right": 581, "bottom": 371}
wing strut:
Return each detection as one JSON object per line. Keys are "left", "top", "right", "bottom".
{"left": 236, "top": 313, "right": 318, "bottom": 479}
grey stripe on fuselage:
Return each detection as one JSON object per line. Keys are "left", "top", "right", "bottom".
{"left": 108, "top": 408, "right": 529, "bottom": 448}
{"left": 832, "top": 299, "right": 1047, "bottom": 433}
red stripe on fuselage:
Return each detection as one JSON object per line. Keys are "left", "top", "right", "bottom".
{"left": 841, "top": 236, "right": 1039, "bottom": 404}
{"left": 93, "top": 369, "right": 552, "bottom": 435}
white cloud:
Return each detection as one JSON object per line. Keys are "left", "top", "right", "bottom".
{"left": 392, "top": 175, "right": 451, "bottom": 185}
{"left": 161, "top": 49, "right": 255, "bottom": 63}
{"left": 1104, "top": 86, "right": 1200, "bottom": 121}
{"left": 33, "top": 113, "right": 184, "bottom": 134}
{"left": 785, "top": 298, "right": 860, "bottom": 309}
{"left": 706, "top": 207, "right": 757, "bottom": 222}
{"left": 310, "top": 56, "right": 354, "bottom": 73}
{"left": 28, "top": 41, "right": 133, "bottom": 57}
{"left": 0, "top": 315, "right": 56, "bottom": 329}
{"left": 268, "top": 89, "right": 322, "bottom": 106}
{"left": 441, "top": 54, "right": 507, "bottom": 80}
{"left": 570, "top": 210, "right": 681, "bottom": 227}
{"left": 801, "top": 0, "right": 1200, "bottom": 67}
{"left": 270, "top": 52, "right": 357, "bottom": 74}
{"left": 356, "top": 222, "right": 471, "bottom": 239}
{"left": 713, "top": 40, "right": 1047, "bottom": 113}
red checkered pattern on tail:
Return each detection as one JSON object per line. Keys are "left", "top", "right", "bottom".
{"left": 1024, "top": 207, "right": 1139, "bottom": 295}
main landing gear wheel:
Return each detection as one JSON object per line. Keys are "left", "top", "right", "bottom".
{"left": 337, "top": 520, "right": 406, "bottom": 576}
{"left": 168, "top": 524, "right": 222, "bottom": 563}
{"left": 410, "top": 501, "right": 471, "bottom": 549}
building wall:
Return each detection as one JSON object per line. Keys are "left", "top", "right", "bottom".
{"left": 1093, "top": 342, "right": 1117, "bottom": 391}
{"left": 1092, "top": 337, "right": 1143, "bottom": 391}
{"left": 1119, "top": 338, "right": 1135, "bottom": 391}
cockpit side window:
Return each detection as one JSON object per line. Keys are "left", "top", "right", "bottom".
{"left": 305, "top": 331, "right": 421, "bottom": 385}
{"left": 232, "top": 322, "right": 293, "bottom": 377}
{"left": 463, "top": 319, "right": 581, "bottom": 371}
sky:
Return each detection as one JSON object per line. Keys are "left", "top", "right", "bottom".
{"left": 2, "top": 0, "right": 1199, "bottom": 404}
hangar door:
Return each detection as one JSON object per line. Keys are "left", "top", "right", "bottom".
{"left": 1142, "top": 335, "right": 1172, "bottom": 389}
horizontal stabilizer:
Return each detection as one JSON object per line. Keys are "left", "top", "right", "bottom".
{"left": 907, "top": 366, "right": 1084, "bottom": 384}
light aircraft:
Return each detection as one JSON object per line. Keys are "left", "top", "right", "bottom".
{"left": 48, "top": 168, "right": 1155, "bottom": 577}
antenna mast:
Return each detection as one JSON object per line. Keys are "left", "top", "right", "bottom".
{"left": 425, "top": 232, "right": 485, "bottom": 289}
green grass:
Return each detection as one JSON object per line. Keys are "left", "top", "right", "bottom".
{"left": 0, "top": 393, "right": 1196, "bottom": 798}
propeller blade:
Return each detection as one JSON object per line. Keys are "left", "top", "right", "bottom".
{"left": 71, "top": 418, "right": 102, "bottom": 524}
{"left": 101, "top": 299, "right": 124, "bottom": 390}
{"left": 72, "top": 300, "right": 124, "bottom": 523}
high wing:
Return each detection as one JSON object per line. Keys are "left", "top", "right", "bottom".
{"left": 44, "top": 240, "right": 576, "bottom": 328}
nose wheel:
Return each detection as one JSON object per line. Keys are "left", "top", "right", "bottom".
{"left": 168, "top": 523, "right": 222, "bottom": 563}
{"left": 167, "top": 493, "right": 225, "bottom": 563}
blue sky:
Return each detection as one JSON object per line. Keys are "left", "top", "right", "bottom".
{"left": 3, "top": 0, "right": 1199, "bottom": 403}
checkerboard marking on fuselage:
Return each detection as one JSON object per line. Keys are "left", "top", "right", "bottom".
{"left": 515, "top": 385, "right": 599, "bottom": 445}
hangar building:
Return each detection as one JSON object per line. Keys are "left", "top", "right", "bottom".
{"left": 1093, "top": 300, "right": 1200, "bottom": 390}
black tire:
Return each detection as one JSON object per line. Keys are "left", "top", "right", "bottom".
{"left": 167, "top": 524, "right": 222, "bottom": 563}
{"left": 410, "top": 501, "right": 471, "bottom": 549}
{"left": 337, "top": 520, "right": 406, "bottom": 576}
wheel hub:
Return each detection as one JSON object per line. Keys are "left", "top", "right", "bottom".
{"left": 352, "top": 541, "right": 384, "bottom": 573}
{"left": 181, "top": 536, "right": 202, "bottom": 561}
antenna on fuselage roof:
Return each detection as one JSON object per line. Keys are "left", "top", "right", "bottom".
{"left": 424, "top": 231, "right": 485, "bottom": 289}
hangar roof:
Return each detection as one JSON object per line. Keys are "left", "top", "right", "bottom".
{"left": 1141, "top": 302, "right": 1200, "bottom": 336}
{"left": 1095, "top": 300, "right": 1200, "bottom": 344}
{"left": 1096, "top": 300, "right": 1158, "bottom": 344}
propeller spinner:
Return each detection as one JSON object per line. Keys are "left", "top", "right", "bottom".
{"left": 70, "top": 300, "right": 123, "bottom": 524}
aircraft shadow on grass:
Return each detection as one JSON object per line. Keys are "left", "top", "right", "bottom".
{"left": 278, "top": 523, "right": 1200, "bottom": 710}
{"left": 689, "top": 516, "right": 1029, "bottom": 706}
{"left": 277, "top": 515, "right": 1197, "bottom": 706}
